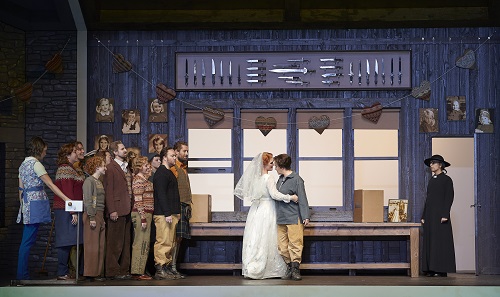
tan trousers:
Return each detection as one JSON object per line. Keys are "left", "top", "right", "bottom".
{"left": 83, "top": 211, "right": 105, "bottom": 277}
{"left": 153, "top": 214, "right": 179, "bottom": 266}
{"left": 277, "top": 218, "right": 305, "bottom": 263}
{"left": 131, "top": 212, "right": 152, "bottom": 275}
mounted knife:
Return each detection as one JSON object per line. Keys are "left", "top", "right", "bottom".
{"left": 358, "top": 60, "right": 362, "bottom": 85}
{"left": 211, "top": 59, "right": 216, "bottom": 86}
{"left": 319, "top": 65, "right": 343, "bottom": 70}
{"left": 366, "top": 59, "right": 370, "bottom": 85}
{"left": 390, "top": 58, "right": 394, "bottom": 85}
{"left": 201, "top": 59, "right": 206, "bottom": 86}
{"left": 321, "top": 73, "right": 343, "bottom": 78}
{"left": 320, "top": 58, "right": 343, "bottom": 63}
{"left": 374, "top": 59, "right": 378, "bottom": 85}
{"left": 185, "top": 59, "right": 189, "bottom": 87}
{"left": 220, "top": 60, "right": 224, "bottom": 85}
{"left": 286, "top": 80, "right": 309, "bottom": 85}
{"left": 246, "top": 59, "right": 266, "bottom": 64}
{"left": 228, "top": 61, "right": 232, "bottom": 85}
{"left": 381, "top": 58, "right": 385, "bottom": 85}
{"left": 247, "top": 67, "right": 266, "bottom": 71}
{"left": 247, "top": 73, "right": 266, "bottom": 77}
{"left": 269, "top": 68, "right": 315, "bottom": 74}
{"left": 322, "top": 80, "right": 340, "bottom": 86}
{"left": 193, "top": 60, "right": 197, "bottom": 86}
{"left": 238, "top": 64, "right": 241, "bottom": 85}
{"left": 398, "top": 57, "right": 402, "bottom": 85}
{"left": 287, "top": 57, "right": 310, "bottom": 63}
{"left": 348, "top": 62, "right": 353, "bottom": 85}
{"left": 247, "top": 79, "right": 266, "bottom": 84}
{"left": 278, "top": 76, "right": 300, "bottom": 80}
{"left": 272, "top": 64, "right": 301, "bottom": 69}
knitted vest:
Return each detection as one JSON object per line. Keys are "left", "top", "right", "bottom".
{"left": 175, "top": 163, "right": 192, "bottom": 203}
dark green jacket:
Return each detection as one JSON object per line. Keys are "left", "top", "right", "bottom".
{"left": 275, "top": 171, "right": 310, "bottom": 224}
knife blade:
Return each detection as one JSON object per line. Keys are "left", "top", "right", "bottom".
{"left": 247, "top": 67, "right": 266, "bottom": 71}
{"left": 246, "top": 59, "right": 266, "bottom": 64}
{"left": 287, "top": 58, "right": 310, "bottom": 63}
{"left": 398, "top": 57, "right": 402, "bottom": 85}
{"left": 272, "top": 64, "right": 301, "bottom": 69}
{"left": 238, "top": 64, "right": 241, "bottom": 85}
{"left": 185, "top": 59, "right": 189, "bottom": 87}
{"left": 278, "top": 76, "right": 300, "bottom": 80}
{"left": 390, "top": 58, "right": 394, "bottom": 86}
{"left": 220, "top": 61, "right": 224, "bottom": 85}
{"left": 247, "top": 73, "right": 266, "bottom": 77}
{"left": 366, "top": 59, "right": 370, "bottom": 85}
{"left": 349, "top": 62, "right": 353, "bottom": 85}
{"left": 286, "top": 80, "right": 309, "bottom": 85}
{"left": 321, "top": 73, "right": 343, "bottom": 78}
{"left": 381, "top": 58, "right": 385, "bottom": 85}
{"left": 374, "top": 59, "right": 378, "bottom": 85}
{"left": 269, "top": 68, "right": 314, "bottom": 74}
{"left": 228, "top": 61, "right": 232, "bottom": 85}
{"left": 319, "top": 65, "right": 343, "bottom": 70}
{"left": 322, "top": 80, "right": 340, "bottom": 86}
{"left": 193, "top": 60, "right": 197, "bottom": 86}
{"left": 201, "top": 59, "right": 206, "bottom": 86}
{"left": 247, "top": 79, "right": 266, "bottom": 84}
{"left": 320, "top": 58, "right": 343, "bottom": 63}
{"left": 211, "top": 59, "right": 216, "bottom": 86}
{"left": 358, "top": 60, "right": 362, "bottom": 86}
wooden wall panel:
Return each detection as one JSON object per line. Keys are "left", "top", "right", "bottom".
{"left": 86, "top": 27, "right": 499, "bottom": 274}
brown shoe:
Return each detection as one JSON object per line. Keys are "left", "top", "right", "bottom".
{"left": 134, "top": 274, "right": 153, "bottom": 280}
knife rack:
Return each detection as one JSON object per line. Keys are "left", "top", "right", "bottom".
{"left": 175, "top": 51, "right": 411, "bottom": 91}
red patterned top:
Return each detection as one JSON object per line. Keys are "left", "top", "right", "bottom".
{"left": 53, "top": 163, "right": 85, "bottom": 210}
{"left": 132, "top": 174, "right": 154, "bottom": 223}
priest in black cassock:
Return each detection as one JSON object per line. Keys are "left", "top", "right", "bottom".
{"left": 421, "top": 155, "right": 456, "bottom": 277}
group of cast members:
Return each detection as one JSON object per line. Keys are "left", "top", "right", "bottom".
{"left": 16, "top": 136, "right": 456, "bottom": 280}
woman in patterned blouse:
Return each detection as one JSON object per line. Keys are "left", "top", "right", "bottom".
{"left": 131, "top": 156, "right": 154, "bottom": 280}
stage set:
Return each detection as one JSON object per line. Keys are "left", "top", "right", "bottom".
{"left": 2, "top": 274, "right": 500, "bottom": 297}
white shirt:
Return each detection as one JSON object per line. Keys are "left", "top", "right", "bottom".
{"left": 114, "top": 158, "right": 128, "bottom": 173}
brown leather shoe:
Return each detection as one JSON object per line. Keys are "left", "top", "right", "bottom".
{"left": 133, "top": 274, "right": 153, "bottom": 280}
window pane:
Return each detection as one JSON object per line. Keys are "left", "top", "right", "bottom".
{"left": 299, "top": 129, "right": 342, "bottom": 157}
{"left": 299, "top": 160, "right": 343, "bottom": 206}
{"left": 243, "top": 129, "right": 287, "bottom": 158}
{"left": 188, "top": 129, "right": 232, "bottom": 158}
{"left": 354, "top": 129, "right": 398, "bottom": 157}
{"left": 188, "top": 161, "right": 231, "bottom": 167}
{"left": 354, "top": 160, "right": 399, "bottom": 205}
{"left": 190, "top": 173, "right": 235, "bottom": 212}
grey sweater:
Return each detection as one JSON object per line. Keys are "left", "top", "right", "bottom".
{"left": 275, "top": 171, "right": 310, "bottom": 224}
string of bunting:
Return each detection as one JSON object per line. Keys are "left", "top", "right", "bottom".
{"left": 0, "top": 37, "right": 72, "bottom": 104}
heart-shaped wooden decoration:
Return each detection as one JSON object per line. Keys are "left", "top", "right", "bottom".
{"left": 455, "top": 49, "right": 475, "bottom": 69}
{"left": 203, "top": 106, "right": 225, "bottom": 128}
{"left": 308, "top": 115, "right": 330, "bottom": 134}
{"left": 12, "top": 82, "right": 33, "bottom": 102}
{"left": 411, "top": 80, "right": 431, "bottom": 101}
{"left": 113, "top": 53, "right": 133, "bottom": 73}
{"left": 361, "top": 102, "right": 383, "bottom": 123}
{"left": 156, "top": 83, "right": 176, "bottom": 103}
{"left": 255, "top": 116, "right": 277, "bottom": 136}
{"left": 45, "top": 53, "right": 63, "bottom": 74}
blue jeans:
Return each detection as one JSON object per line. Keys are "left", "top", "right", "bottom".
{"left": 17, "top": 224, "right": 39, "bottom": 280}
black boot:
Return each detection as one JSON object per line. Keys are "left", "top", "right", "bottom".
{"left": 163, "top": 265, "right": 180, "bottom": 280}
{"left": 281, "top": 262, "right": 292, "bottom": 280}
{"left": 154, "top": 264, "right": 166, "bottom": 280}
{"left": 291, "top": 262, "right": 302, "bottom": 281}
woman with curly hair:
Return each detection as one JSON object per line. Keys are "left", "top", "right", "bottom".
{"left": 82, "top": 156, "right": 107, "bottom": 281}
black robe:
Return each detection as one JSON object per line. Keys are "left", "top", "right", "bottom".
{"left": 421, "top": 172, "right": 456, "bottom": 273}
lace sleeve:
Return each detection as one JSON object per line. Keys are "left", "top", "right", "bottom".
{"left": 266, "top": 175, "right": 290, "bottom": 203}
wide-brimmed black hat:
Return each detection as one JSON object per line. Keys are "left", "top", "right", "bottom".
{"left": 424, "top": 154, "right": 451, "bottom": 167}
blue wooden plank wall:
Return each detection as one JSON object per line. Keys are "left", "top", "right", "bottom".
{"left": 86, "top": 28, "right": 499, "bottom": 273}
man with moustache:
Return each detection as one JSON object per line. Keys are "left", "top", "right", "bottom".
{"left": 169, "top": 141, "right": 192, "bottom": 278}
{"left": 103, "top": 141, "right": 133, "bottom": 280}
{"left": 153, "top": 147, "right": 181, "bottom": 280}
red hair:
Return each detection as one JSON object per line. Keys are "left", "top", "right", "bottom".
{"left": 262, "top": 152, "right": 273, "bottom": 166}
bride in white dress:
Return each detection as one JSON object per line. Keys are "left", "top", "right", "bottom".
{"left": 234, "top": 152, "right": 298, "bottom": 279}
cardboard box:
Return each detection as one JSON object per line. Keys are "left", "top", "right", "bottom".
{"left": 353, "top": 189, "right": 384, "bottom": 222}
{"left": 388, "top": 199, "right": 408, "bottom": 222}
{"left": 191, "top": 194, "right": 212, "bottom": 223}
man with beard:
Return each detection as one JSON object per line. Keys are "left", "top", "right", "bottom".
{"left": 168, "top": 141, "right": 192, "bottom": 278}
